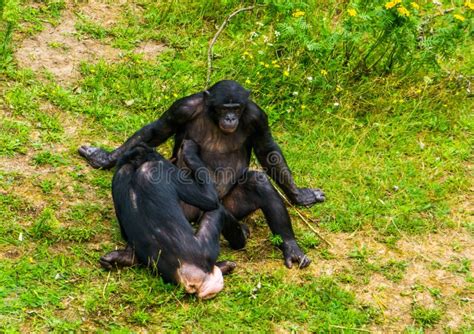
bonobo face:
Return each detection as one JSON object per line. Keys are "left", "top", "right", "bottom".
{"left": 216, "top": 103, "right": 243, "bottom": 134}
{"left": 205, "top": 80, "right": 250, "bottom": 135}
{"left": 176, "top": 263, "right": 224, "bottom": 299}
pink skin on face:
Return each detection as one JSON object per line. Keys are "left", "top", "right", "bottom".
{"left": 176, "top": 263, "right": 224, "bottom": 299}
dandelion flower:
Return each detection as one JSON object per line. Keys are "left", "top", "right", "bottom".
{"left": 348, "top": 9, "right": 357, "bottom": 16}
{"left": 283, "top": 70, "right": 290, "bottom": 77}
{"left": 410, "top": 2, "right": 419, "bottom": 9}
{"left": 385, "top": 0, "right": 401, "bottom": 9}
{"left": 292, "top": 10, "right": 305, "bottom": 18}
{"left": 397, "top": 6, "right": 410, "bottom": 16}
{"left": 465, "top": 1, "right": 474, "bottom": 10}
{"left": 245, "top": 79, "right": 251, "bottom": 84}
{"left": 454, "top": 14, "right": 465, "bottom": 21}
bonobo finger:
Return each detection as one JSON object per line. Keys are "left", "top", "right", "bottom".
{"left": 298, "top": 255, "right": 312, "bottom": 269}
{"left": 78, "top": 145, "right": 93, "bottom": 157}
{"left": 313, "top": 188, "right": 325, "bottom": 203}
{"left": 241, "top": 223, "right": 250, "bottom": 239}
{"left": 216, "top": 261, "right": 237, "bottom": 275}
{"left": 284, "top": 257, "right": 293, "bottom": 269}
{"left": 99, "top": 256, "right": 114, "bottom": 270}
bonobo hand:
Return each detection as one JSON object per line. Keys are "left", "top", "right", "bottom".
{"left": 290, "top": 188, "right": 325, "bottom": 206}
{"left": 281, "top": 240, "right": 311, "bottom": 269}
{"left": 78, "top": 146, "right": 113, "bottom": 169}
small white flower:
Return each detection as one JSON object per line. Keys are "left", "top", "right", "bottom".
{"left": 274, "top": 30, "right": 281, "bottom": 37}
{"left": 333, "top": 102, "right": 340, "bottom": 107}
{"left": 307, "top": 76, "right": 313, "bottom": 81}
{"left": 292, "top": 91, "right": 299, "bottom": 96}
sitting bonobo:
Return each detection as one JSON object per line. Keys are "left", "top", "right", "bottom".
{"left": 104, "top": 143, "right": 238, "bottom": 299}
{"left": 80, "top": 80, "right": 325, "bottom": 268}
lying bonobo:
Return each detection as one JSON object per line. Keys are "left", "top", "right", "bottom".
{"left": 102, "top": 143, "right": 238, "bottom": 299}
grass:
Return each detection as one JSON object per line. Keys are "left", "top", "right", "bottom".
{"left": 1, "top": 0, "right": 473, "bottom": 332}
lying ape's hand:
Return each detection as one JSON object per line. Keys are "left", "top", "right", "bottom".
{"left": 281, "top": 240, "right": 311, "bottom": 269}
{"left": 290, "top": 187, "right": 325, "bottom": 206}
{"left": 78, "top": 146, "right": 113, "bottom": 169}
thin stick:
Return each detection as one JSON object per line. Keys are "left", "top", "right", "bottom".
{"left": 274, "top": 187, "right": 333, "bottom": 247}
{"left": 206, "top": 6, "right": 255, "bottom": 87}
{"left": 102, "top": 270, "right": 111, "bottom": 299}
{"left": 329, "top": 325, "right": 373, "bottom": 333}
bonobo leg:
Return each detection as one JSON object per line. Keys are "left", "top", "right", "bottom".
{"left": 99, "top": 245, "right": 138, "bottom": 270}
{"left": 182, "top": 199, "right": 249, "bottom": 251}
{"left": 222, "top": 171, "right": 311, "bottom": 269}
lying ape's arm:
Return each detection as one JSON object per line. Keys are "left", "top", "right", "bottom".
{"left": 78, "top": 94, "right": 204, "bottom": 169}
{"left": 180, "top": 139, "right": 219, "bottom": 206}
{"left": 250, "top": 103, "right": 325, "bottom": 206}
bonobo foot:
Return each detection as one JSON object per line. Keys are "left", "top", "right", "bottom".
{"left": 78, "top": 145, "right": 114, "bottom": 169}
{"left": 99, "top": 247, "right": 138, "bottom": 270}
{"left": 216, "top": 261, "right": 237, "bottom": 275}
{"left": 281, "top": 240, "right": 311, "bottom": 269}
{"left": 291, "top": 188, "right": 325, "bottom": 206}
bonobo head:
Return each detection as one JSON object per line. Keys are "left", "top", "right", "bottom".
{"left": 176, "top": 263, "right": 224, "bottom": 299}
{"left": 205, "top": 80, "right": 250, "bottom": 134}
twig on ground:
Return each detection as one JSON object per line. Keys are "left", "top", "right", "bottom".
{"left": 329, "top": 325, "right": 373, "bottom": 333}
{"left": 102, "top": 270, "right": 111, "bottom": 299}
{"left": 206, "top": 6, "right": 256, "bottom": 87}
{"left": 274, "top": 187, "right": 333, "bottom": 247}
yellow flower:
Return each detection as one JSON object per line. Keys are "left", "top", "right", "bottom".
{"left": 242, "top": 51, "right": 254, "bottom": 60}
{"left": 397, "top": 6, "right": 410, "bottom": 16}
{"left": 292, "top": 10, "right": 305, "bottom": 18}
{"left": 320, "top": 69, "right": 328, "bottom": 76}
{"left": 454, "top": 14, "right": 465, "bottom": 21}
{"left": 245, "top": 79, "right": 251, "bottom": 84}
{"left": 410, "top": 2, "right": 419, "bottom": 10}
{"left": 283, "top": 70, "right": 290, "bottom": 77}
{"left": 465, "top": 1, "right": 474, "bottom": 10}
{"left": 348, "top": 9, "right": 357, "bottom": 17}
{"left": 385, "top": 0, "right": 401, "bottom": 9}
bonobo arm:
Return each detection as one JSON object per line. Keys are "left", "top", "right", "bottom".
{"left": 250, "top": 103, "right": 325, "bottom": 206}
{"left": 181, "top": 139, "right": 218, "bottom": 199}
{"left": 78, "top": 93, "right": 204, "bottom": 169}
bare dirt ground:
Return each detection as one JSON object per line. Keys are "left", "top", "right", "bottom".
{"left": 15, "top": 0, "right": 165, "bottom": 83}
